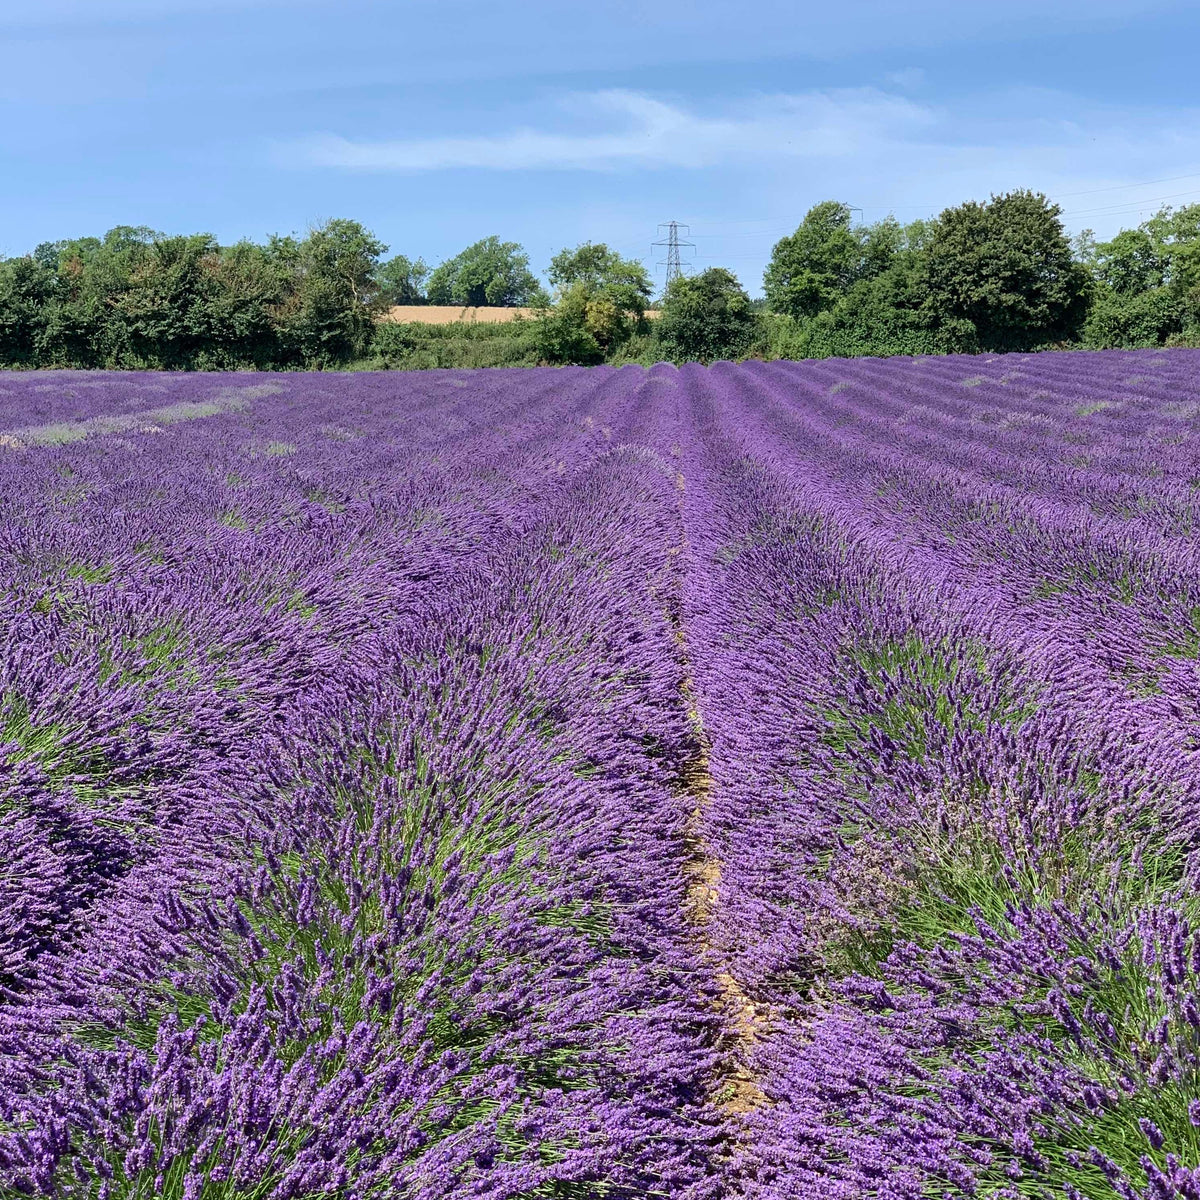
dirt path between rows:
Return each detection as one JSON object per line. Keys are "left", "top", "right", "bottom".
{"left": 668, "top": 465, "right": 770, "bottom": 1119}
{"left": 678, "top": 680, "right": 768, "bottom": 1116}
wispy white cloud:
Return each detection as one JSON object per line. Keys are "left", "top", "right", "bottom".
{"left": 280, "top": 86, "right": 1200, "bottom": 241}
{"left": 284, "top": 89, "right": 935, "bottom": 173}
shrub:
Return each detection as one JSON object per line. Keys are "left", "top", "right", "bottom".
{"left": 656, "top": 268, "right": 758, "bottom": 363}
{"left": 1082, "top": 286, "right": 1189, "bottom": 349}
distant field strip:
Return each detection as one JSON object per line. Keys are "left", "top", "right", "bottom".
{"left": 381, "top": 304, "right": 661, "bottom": 323}
{"left": 0, "top": 384, "right": 279, "bottom": 448}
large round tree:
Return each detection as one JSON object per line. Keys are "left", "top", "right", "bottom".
{"left": 921, "top": 190, "right": 1091, "bottom": 352}
{"left": 426, "top": 237, "right": 546, "bottom": 307}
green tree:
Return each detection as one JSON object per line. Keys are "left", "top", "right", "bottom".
{"left": 857, "top": 216, "right": 908, "bottom": 281}
{"left": 278, "top": 218, "right": 388, "bottom": 365}
{"left": 204, "top": 239, "right": 296, "bottom": 367}
{"left": 0, "top": 256, "right": 56, "bottom": 365}
{"left": 377, "top": 254, "right": 430, "bottom": 305}
{"left": 531, "top": 296, "right": 604, "bottom": 366}
{"left": 764, "top": 201, "right": 862, "bottom": 319}
{"left": 536, "top": 242, "right": 653, "bottom": 361}
{"left": 1, "top": 218, "right": 390, "bottom": 369}
{"left": 1144, "top": 205, "right": 1200, "bottom": 285}
{"left": 35, "top": 237, "right": 107, "bottom": 366}
{"left": 772, "top": 252, "right": 976, "bottom": 360}
{"left": 760, "top": 212, "right": 965, "bottom": 360}
{"left": 302, "top": 218, "right": 387, "bottom": 308}
{"left": 764, "top": 204, "right": 923, "bottom": 322}
{"left": 1079, "top": 205, "right": 1200, "bottom": 348}
{"left": 1090, "top": 228, "right": 1166, "bottom": 296}
{"left": 656, "top": 268, "right": 758, "bottom": 363}
{"left": 921, "top": 190, "right": 1090, "bottom": 352}
{"left": 547, "top": 243, "right": 651, "bottom": 309}
{"left": 108, "top": 234, "right": 226, "bottom": 367}
{"left": 1143, "top": 205, "right": 1200, "bottom": 329}
{"left": 1082, "top": 287, "right": 1188, "bottom": 349}
{"left": 426, "top": 237, "right": 546, "bottom": 307}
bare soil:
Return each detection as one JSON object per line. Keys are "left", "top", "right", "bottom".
{"left": 679, "top": 683, "right": 770, "bottom": 1116}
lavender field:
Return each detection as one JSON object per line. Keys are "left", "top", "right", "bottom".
{"left": 3, "top": 351, "right": 1200, "bottom": 1199}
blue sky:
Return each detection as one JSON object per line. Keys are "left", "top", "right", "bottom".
{"left": 3, "top": 0, "right": 1199, "bottom": 294}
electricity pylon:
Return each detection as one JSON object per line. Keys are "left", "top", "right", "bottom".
{"left": 652, "top": 221, "right": 695, "bottom": 285}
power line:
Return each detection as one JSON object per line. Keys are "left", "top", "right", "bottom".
{"left": 1055, "top": 171, "right": 1200, "bottom": 199}
{"left": 652, "top": 221, "right": 695, "bottom": 284}
{"left": 692, "top": 184, "right": 1200, "bottom": 240}
{"left": 677, "top": 171, "right": 1200, "bottom": 235}
{"left": 653, "top": 178, "right": 1200, "bottom": 280}
{"left": 1061, "top": 187, "right": 1200, "bottom": 219}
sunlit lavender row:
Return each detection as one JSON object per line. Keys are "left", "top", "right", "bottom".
{"left": 682, "top": 350, "right": 1200, "bottom": 1199}
{"left": 2, "top": 350, "right": 1200, "bottom": 1198}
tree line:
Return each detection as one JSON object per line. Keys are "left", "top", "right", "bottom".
{"left": 1, "top": 190, "right": 1197, "bottom": 370}
{"left": 0, "top": 220, "right": 387, "bottom": 370}
{"left": 757, "top": 192, "right": 1199, "bottom": 360}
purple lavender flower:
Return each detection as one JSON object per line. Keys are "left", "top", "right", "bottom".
{"left": 4, "top": 349, "right": 1200, "bottom": 1196}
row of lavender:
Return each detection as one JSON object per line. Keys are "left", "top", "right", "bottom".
{"left": 0, "top": 370, "right": 724, "bottom": 1197}
{"left": 681, "top": 350, "right": 1200, "bottom": 1197}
